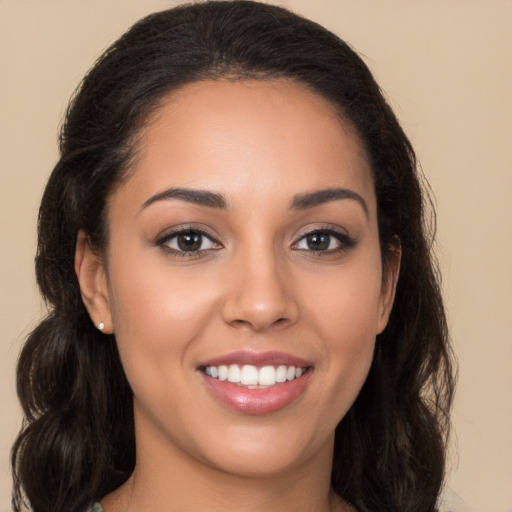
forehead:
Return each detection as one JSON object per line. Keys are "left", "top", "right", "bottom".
{"left": 115, "top": 78, "right": 375, "bottom": 212}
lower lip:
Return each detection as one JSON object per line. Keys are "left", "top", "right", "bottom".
{"left": 201, "top": 371, "right": 312, "bottom": 415}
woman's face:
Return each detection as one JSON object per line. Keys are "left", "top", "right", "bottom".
{"left": 82, "top": 79, "right": 398, "bottom": 478}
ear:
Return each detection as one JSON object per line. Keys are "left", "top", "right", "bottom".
{"left": 75, "top": 230, "right": 113, "bottom": 333}
{"left": 376, "top": 241, "right": 401, "bottom": 334}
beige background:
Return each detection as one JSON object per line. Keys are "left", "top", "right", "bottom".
{"left": 1, "top": 1, "right": 511, "bottom": 511}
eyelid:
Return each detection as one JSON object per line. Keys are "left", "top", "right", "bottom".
{"left": 155, "top": 225, "right": 223, "bottom": 255}
{"left": 291, "top": 225, "right": 357, "bottom": 253}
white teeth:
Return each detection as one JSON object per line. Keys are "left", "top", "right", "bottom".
{"left": 259, "top": 365, "right": 276, "bottom": 386}
{"left": 240, "top": 365, "right": 259, "bottom": 385}
{"left": 218, "top": 365, "right": 228, "bottom": 381}
{"left": 204, "top": 363, "right": 307, "bottom": 387}
{"left": 227, "top": 364, "right": 241, "bottom": 383}
{"left": 275, "top": 365, "right": 287, "bottom": 383}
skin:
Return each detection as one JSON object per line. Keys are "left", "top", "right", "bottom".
{"left": 76, "top": 79, "right": 400, "bottom": 512}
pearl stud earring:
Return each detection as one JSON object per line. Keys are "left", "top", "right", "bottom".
{"left": 97, "top": 322, "right": 105, "bottom": 331}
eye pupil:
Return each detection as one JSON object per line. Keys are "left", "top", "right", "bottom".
{"left": 307, "top": 233, "right": 330, "bottom": 251}
{"left": 177, "top": 232, "right": 202, "bottom": 251}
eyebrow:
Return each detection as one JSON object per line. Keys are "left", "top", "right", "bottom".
{"left": 140, "top": 188, "right": 228, "bottom": 210}
{"left": 290, "top": 187, "right": 368, "bottom": 217}
{"left": 140, "top": 186, "right": 368, "bottom": 216}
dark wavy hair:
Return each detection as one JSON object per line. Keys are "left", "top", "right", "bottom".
{"left": 12, "top": 2, "right": 455, "bottom": 511}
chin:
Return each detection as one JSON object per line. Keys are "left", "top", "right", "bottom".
{"left": 192, "top": 421, "right": 334, "bottom": 479}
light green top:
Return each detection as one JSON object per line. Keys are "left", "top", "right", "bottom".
{"left": 88, "top": 503, "right": 104, "bottom": 512}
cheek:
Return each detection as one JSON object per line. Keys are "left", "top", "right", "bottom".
{"left": 108, "top": 245, "right": 217, "bottom": 332}
{"left": 105, "top": 266, "right": 220, "bottom": 433}
{"left": 306, "top": 257, "right": 384, "bottom": 344}
{"left": 105, "top": 253, "right": 221, "bottom": 388}
{"left": 300, "top": 257, "right": 382, "bottom": 412}
{"left": 319, "top": 287, "right": 377, "bottom": 387}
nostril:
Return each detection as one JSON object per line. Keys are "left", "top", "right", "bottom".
{"left": 228, "top": 316, "right": 289, "bottom": 330}
{"left": 231, "top": 319, "right": 249, "bottom": 328}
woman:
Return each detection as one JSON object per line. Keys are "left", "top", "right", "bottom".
{"left": 11, "top": 2, "right": 454, "bottom": 511}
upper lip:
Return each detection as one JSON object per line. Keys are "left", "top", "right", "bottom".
{"left": 197, "top": 350, "right": 313, "bottom": 369}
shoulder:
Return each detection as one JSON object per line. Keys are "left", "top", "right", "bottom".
{"left": 87, "top": 503, "right": 104, "bottom": 512}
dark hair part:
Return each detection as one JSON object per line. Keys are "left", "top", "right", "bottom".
{"left": 12, "top": 2, "right": 455, "bottom": 511}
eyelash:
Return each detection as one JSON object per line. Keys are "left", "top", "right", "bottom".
{"left": 155, "top": 225, "right": 356, "bottom": 258}
{"left": 155, "top": 226, "right": 222, "bottom": 258}
{"left": 293, "top": 226, "right": 356, "bottom": 256}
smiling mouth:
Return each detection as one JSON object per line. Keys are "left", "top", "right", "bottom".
{"left": 197, "top": 351, "right": 314, "bottom": 414}
{"left": 201, "top": 364, "right": 309, "bottom": 388}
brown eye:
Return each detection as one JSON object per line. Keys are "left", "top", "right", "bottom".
{"left": 176, "top": 231, "right": 202, "bottom": 251}
{"left": 158, "top": 229, "right": 221, "bottom": 254}
{"left": 295, "top": 231, "right": 342, "bottom": 252}
{"left": 293, "top": 228, "right": 356, "bottom": 254}
{"left": 305, "top": 233, "right": 331, "bottom": 251}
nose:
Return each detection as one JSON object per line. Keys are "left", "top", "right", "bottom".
{"left": 220, "top": 249, "right": 299, "bottom": 332}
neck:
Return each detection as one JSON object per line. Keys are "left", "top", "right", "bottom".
{"left": 102, "top": 420, "right": 350, "bottom": 512}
